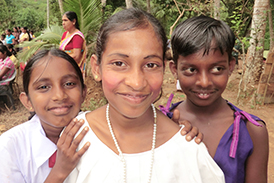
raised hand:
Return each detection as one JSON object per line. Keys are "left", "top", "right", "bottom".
{"left": 172, "top": 109, "right": 203, "bottom": 144}
{"left": 44, "top": 118, "right": 90, "bottom": 183}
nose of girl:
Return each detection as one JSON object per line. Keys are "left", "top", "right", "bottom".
{"left": 196, "top": 72, "right": 213, "bottom": 88}
{"left": 125, "top": 69, "right": 147, "bottom": 91}
{"left": 52, "top": 86, "right": 68, "bottom": 101}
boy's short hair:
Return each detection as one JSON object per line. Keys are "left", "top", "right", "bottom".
{"left": 171, "top": 15, "right": 235, "bottom": 65}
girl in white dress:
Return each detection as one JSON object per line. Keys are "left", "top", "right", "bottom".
{"left": 64, "top": 8, "right": 225, "bottom": 183}
{"left": 0, "top": 49, "right": 90, "bottom": 183}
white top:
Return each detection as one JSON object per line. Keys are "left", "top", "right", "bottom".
{"left": 0, "top": 115, "right": 57, "bottom": 183}
{"left": 64, "top": 112, "right": 225, "bottom": 183}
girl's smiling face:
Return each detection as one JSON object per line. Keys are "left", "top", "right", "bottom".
{"left": 22, "top": 56, "right": 86, "bottom": 131}
{"left": 171, "top": 48, "right": 235, "bottom": 107}
{"left": 92, "top": 26, "right": 164, "bottom": 118}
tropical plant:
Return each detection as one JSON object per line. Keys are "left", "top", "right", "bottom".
{"left": 63, "top": 0, "right": 102, "bottom": 44}
{"left": 17, "top": 25, "right": 63, "bottom": 62}
{"left": 17, "top": 0, "right": 102, "bottom": 62}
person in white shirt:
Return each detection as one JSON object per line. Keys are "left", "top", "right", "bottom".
{"left": 64, "top": 8, "right": 225, "bottom": 183}
{"left": 0, "top": 49, "right": 90, "bottom": 183}
{"left": 0, "top": 48, "right": 201, "bottom": 183}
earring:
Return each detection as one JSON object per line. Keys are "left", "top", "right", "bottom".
{"left": 30, "top": 107, "right": 33, "bottom": 110}
{"left": 94, "top": 75, "right": 98, "bottom": 80}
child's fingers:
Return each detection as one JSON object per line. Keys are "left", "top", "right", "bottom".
{"left": 59, "top": 119, "right": 84, "bottom": 149}
{"left": 184, "top": 126, "right": 198, "bottom": 141}
{"left": 195, "top": 131, "right": 203, "bottom": 144}
{"left": 171, "top": 109, "right": 180, "bottom": 125}
{"left": 75, "top": 141, "right": 90, "bottom": 159}
{"left": 179, "top": 119, "right": 192, "bottom": 136}
{"left": 58, "top": 118, "right": 77, "bottom": 145}
{"left": 69, "top": 126, "right": 89, "bottom": 152}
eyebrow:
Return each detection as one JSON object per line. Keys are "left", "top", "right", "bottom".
{"left": 107, "top": 53, "right": 162, "bottom": 60}
{"left": 33, "top": 74, "right": 79, "bottom": 85}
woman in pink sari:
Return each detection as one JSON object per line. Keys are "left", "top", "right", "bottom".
{"left": 60, "top": 11, "right": 87, "bottom": 74}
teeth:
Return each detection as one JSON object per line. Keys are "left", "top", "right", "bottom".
{"left": 199, "top": 93, "right": 208, "bottom": 96}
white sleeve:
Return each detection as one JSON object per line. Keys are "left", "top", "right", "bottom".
{"left": 197, "top": 143, "right": 225, "bottom": 183}
{"left": 0, "top": 136, "right": 26, "bottom": 183}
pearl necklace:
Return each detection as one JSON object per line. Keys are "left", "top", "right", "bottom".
{"left": 106, "top": 104, "right": 157, "bottom": 183}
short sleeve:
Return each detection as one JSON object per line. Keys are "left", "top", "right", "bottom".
{"left": 71, "top": 35, "right": 84, "bottom": 49}
{"left": 4, "top": 57, "right": 15, "bottom": 69}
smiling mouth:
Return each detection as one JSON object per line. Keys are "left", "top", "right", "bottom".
{"left": 192, "top": 90, "right": 216, "bottom": 99}
{"left": 119, "top": 93, "right": 149, "bottom": 103}
{"left": 48, "top": 105, "right": 72, "bottom": 115}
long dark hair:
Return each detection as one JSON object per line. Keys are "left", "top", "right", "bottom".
{"left": 0, "top": 45, "right": 12, "bottom": 57}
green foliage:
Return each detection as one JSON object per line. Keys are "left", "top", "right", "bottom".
{"left": 17, "top": 25, "right": 63, "bottom": 62}
{"left": 63, "top": 0, "right": 102, "bottom": 46}
{"left": 0, "top": 0, "right": 9, "bottom": 32}
{"left": 15, "top": 8, "right": 45, "bottom": 33}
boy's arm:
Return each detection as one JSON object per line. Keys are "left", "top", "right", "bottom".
{"left": 172, "top": 109, "right": 203, "bottom": 144}
{"left": 245, "top": 121, "right": 269, "bottom": 183}
{"left": 44, "top": 119, "right": 90, "bottom": 183}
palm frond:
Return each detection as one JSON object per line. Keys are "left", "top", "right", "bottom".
{"left": 63, "top": 0, "right": 102, "bottom": 37}
{"left": 17, "top": 25, "right": 63, "bottom": 62}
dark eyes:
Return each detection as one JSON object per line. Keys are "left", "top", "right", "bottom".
{"left": 113, "top": 61, "right": 125, "bottom": 67}
{"left": 183, "top": 67, "right": 196, "bottom": 74}
{"left": 145, "top": 63, "right": 159, "bottom": 68}
{"left": 37, "top": 82, "right": 76, "bottom": 91}
{"left": 211, "top": 66, "right": 224, "bottom": 73}
{"left": 65, "top": 82, "right": 76, "bottom": 86}
{"left": 37, "top": 85, "right": 49, "bottom": 90}
{"left": 112, "top": 61, "right": 159, "bottom": 69}
{"left": 182, "top": 66, "right": 225, "bottom": 75}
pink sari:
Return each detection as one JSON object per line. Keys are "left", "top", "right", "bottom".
{"left": 59, "top": 31, "right": 87, "bottom": 73}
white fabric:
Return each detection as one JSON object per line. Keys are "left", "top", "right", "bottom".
{"left": 176, "top": 79, "right": 182, "bottom": 91}
{"left": 0, "top": 115, "right": 57, "bottom": 183}
{"left": 64, "top": 112, "right": 225, "bottom": 183}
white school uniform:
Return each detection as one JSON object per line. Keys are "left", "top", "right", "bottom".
{"left": 0, "top": 115, "right": 57, "bottom": 183}
{"left": 64, "top": 112, "right": 225, "bottom": 183}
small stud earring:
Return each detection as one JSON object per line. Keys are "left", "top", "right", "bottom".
{"left": 30, "top": 107, "right": 33, "bottom": 110}
{"left": 94, "top": 75, "right": 98, "bottom": 80}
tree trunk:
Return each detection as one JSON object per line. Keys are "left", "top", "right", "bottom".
{"left": 47, "top": 0, "right": 50, "bottom": 27}
{"left": 147, "top": 0, "right": 151, "bottom": 13}
{"left": 214, "top": 0, "right": 220, "bottom": 20}
{"left": 269, "top": 0, "right": 274, "bottom": 51}
{"left": 58, "top": 0, "right": 64, "bottom": 16}
{"left": 242, "top": 0, "right": 268, "bottom": 90}
{"left": 125, "top": 0, "right": 133, "bottom": 9}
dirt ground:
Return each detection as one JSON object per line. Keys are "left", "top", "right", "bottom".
{"left": 0, "top": 61, "right": 273, "bottom": 182}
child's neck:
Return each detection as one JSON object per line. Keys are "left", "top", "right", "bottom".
{"left": 44, "top": 128, "right": 63, "bottom": 144}
{"left": 184, "top": 97, "right": 227, "bottom": 116}
{"left": 108, "top": 108, "right": 154, "bottom": 133}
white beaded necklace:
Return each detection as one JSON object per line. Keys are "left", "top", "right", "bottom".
{"left": 106, "top": 103, "right": 157, "bottom": 183}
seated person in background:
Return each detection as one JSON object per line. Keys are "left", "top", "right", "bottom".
{"left": 1, "top": 34, "right": 6, "bottom": 45}
{"left": 0, "top": 45, "right": 15, "bottom": 87}
{"left": 6, "top": 44, "right": 19, "bottom": 68}
{"left": 5, "top": 29, "right": 16, "bottom": 45}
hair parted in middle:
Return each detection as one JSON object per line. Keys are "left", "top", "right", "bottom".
{"left": 95, "top": 8, "right": 167, "bottom": 65}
